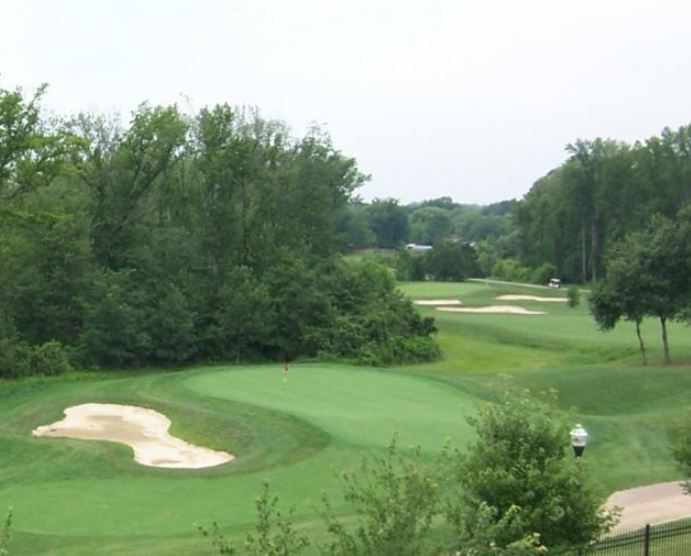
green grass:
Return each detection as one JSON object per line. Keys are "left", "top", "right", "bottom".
{"left": 1, "top": 280, "right": 690, "bottom": 554}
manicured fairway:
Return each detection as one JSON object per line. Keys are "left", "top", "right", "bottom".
{"left": 1, "top": 280, "right": 690, "bottom": 555}
{"left": 0, "top": 364, "right": 474, "bottom": 554}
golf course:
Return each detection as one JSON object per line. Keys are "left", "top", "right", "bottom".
{"left": 1, "top": 280, "right": 690, "bottom": 555}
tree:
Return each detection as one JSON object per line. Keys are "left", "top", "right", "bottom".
{"left": 338, "top": 202, "right": 375, "bottom": 250}
{"left": 0, "top": 181, "right": 93, "bottom": 346}
{"left": 81, "top": 104, "right": 188, "bottom": 269}
{"left": 671, "top": 414, "right": 691, "bottom": 495}
{"left": 409, "top": 206, "right": 451, "bottom": 245}
{"left": 424, "top": 240, "right": 479, "bottom": 281}
{"left": 319, "top": 438, "right": 441, "bottom": 556}
{"left": 641, "top": 215, "right": 691, "bottom": 363}
{"left": 0, "top": 508, "right": 11, "bottom": 556}
{"left": 590, "top": 211, "right": 691, "bottom": 364}
{"left": 365, "top": 198, "right": 409, "bottom": 248}
{"left": 0, "top": 83, "right": 83, "bottom": 202}
{"left": 589, "top": 253, "right": 649, "bottom": 364}
{"left": 447, "top": 387, "right": 611, "bottom": 553}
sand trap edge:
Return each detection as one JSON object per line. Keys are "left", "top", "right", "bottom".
{"left": 32, "top": 403, "right": 234, "bottom": 469}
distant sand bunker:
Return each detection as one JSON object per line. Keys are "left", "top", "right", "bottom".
{"left": 414, "top": 299, "right": 462, "bottom": 306}
{"left": 437, "top": 305, "right": 546, "bottom": 315}
{"left": 497, "top": 294, "right": 567, "bottom": 302}
{"left": 32, "top": 403, "right": 233, "bottom": 469}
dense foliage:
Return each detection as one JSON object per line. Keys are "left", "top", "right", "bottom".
{"left": 339, "top": 125, "right": 691, "bottom": 291}
{"left": 589, "top": 211, "right": 691, "bottom": 364}
{"left": 0, "top": 508, "right": 9, "bottom": 556}
{"left": 0, "top": 84, "right": 438, "bottom": 375}
{"left": 205, "top": 391, "right": 609, "bottom": 555}
{"left": 515, "top": 130, "right": 691, "bottom": 284}
{"left": 447, "top": 388, "right": 611, "bottom": 553}
{"left": 671, "top": 414, "right": 691, "bottom": 494}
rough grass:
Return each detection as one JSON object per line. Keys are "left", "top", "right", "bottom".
{"left": 1, "top": 280, "right": 690, "bottom": 554}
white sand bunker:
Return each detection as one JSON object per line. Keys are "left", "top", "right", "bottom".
{"left": 497, "top": 294, "right": 567, "bottom": 302}
{"left": 32, "top": 403, "right": 233, "bottom": 469}
{"left": 414, "top": 299, "right": 462, "bottom": 306}
{"left": 437, "top": 305, "right": 546, "bottom": 315}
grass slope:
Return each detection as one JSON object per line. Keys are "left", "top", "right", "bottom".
{"left": 0, "top": 280, "right": 689, "bottom": 554}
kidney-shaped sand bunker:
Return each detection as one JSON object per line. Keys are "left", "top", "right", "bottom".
{"left": 32, "top": 403, "right": 233, "bottom": 469}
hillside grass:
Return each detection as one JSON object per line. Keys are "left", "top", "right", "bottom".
{"left": 1, "top": 280, "right": 690, "bottom": 554}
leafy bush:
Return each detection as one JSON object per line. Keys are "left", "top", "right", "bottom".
{"left": 0, "top": 338, "right": 32, "bottom": 378}
{"left": 531, "top": 263, "right": 557, "bottom": 285}
{"left": 319, "top": 260, "right": 439, "bottom": 366}
{"left": 319, "top": 438, "right": 441, "bottom": 556}
{"left": 200, "top": 482, "right": 309, "bottom": 556}
{"left": 670, "top": 414, "right": 691, "bottom": 494}
{"left": 567, "top": 285, "right": 580, "bottom": 308}
{"left": 491, "top": 259, "right": 531, "bottom": 283}
{"left": 446, "top": 385, "right": 612, "bottom": 552}
{"left": 28, "top": 341, "right": 72, "bottom": 376}
{"left": 424, "top": 240, "right": 480, "bottom": 281}
{"left": 0, "top": 508, "right": 11, "bottom": 556}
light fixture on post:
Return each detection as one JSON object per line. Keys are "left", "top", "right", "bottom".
{"left": 570, "top": 424, "right": 588, "bottom": 458}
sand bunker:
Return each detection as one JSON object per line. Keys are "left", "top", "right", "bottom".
{"left": 497, "top": 294, "right": 567, "bottom": 302}
{"left": 414, "top": 299, "right": 462, "bottom": 306}
{"left": 437, "top": 305, "right": 546, "bottom": 315}
{"left": 32, "top": 403, "right": 233, "bottom": 469}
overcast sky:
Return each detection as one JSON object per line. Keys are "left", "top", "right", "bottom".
{"left": 2, "top": 1, "right": 690, "bottom": 205}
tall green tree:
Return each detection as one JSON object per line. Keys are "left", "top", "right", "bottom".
{"left": 0, "top": 83, "right": 83, "bottom": 202}
{"left": 80, "top": 105, "right": 188, "bottom": 269}
{"left": 447, "top": 387, "right": 611, "bottom": 552}
{"left": 423, "top": 240, "right": 479, "bottom": 281}
{"left": 590, "top": 211, "right": 691, "bottom": 364}
{"left": 365, "top": 198, "right": 409, "bottom": 248}
{"left": 409, "top": 205, "right": 451, "bottom": 244}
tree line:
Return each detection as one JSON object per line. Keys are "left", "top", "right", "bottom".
{"left": 514, "top": 128, "right": 691, "bottom": 284}
{"left": 0, "top": 83, "right": 438, "bottom": 377}
{"left": 341, "top": 126, "right": 691, "bottom": 293}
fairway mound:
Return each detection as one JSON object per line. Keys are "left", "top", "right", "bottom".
{"left": 497, "top": 294, "right": 567, "bottom": 302}
{"left": 32, "top": 403, "right": 233, "bottom": 469}
{"left": 437, "top": 305, "right": 546, "bottom": 315}
{"left": 414, "top": 299, "right": 462, "bottom": 306}
{"left": 605, "top": 481, "right": 691, "bottom": 534}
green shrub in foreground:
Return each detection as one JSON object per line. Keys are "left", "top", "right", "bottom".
{"left": 447, "top": 386, "right": 613, "bottom": 553}
{"left": 204, "top": 389, "right": 610, "bottom": 555}
{"left": 199, "top": 482, "right": 309, "bottom": 556}
{"left": 0, "top": 508, "right": 11, "bottom": 556}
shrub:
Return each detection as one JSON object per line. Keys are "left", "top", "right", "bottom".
{"left": 670, "top": 413, "right": 691, "bottom": 494}
{"left": 531, "top": 263, "right": 557, "bottom": 285}
{"left": 491, "top": 259, "right": 531, "bottom": 283}
{"left": 0, "top": 338, "right": 32, "bottom": 378}
{"left": 0, "top": 508, "right": 11, "bottom": 556}
{"left": 319, "top": 438, "right": 441, "bottom": 556}
{"left": 28, "top": 341, "right": 72, "bottom": 376}
{"left": 567, "top": 285, "right": 580, "bottom": 308}
{"left": 446, "top": 386, "right": 612, "bottom": 552}
{"left": 200, "top": 482, "right": 309, "bottom": 556}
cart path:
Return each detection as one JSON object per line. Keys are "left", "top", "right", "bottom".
{"left": 606, "top": 481, "right": 691, "bottom": 533}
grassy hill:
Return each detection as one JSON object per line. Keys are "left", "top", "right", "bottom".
{"left": 1, "top": 280, "right": 689, "bottom": 554}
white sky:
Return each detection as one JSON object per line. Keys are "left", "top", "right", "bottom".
{"left": 2, "top": 0, "right": 690, "bottom": 204}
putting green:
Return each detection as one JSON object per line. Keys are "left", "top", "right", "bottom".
{"left": 184, "top": 365, "right": 475, "bottom": 449}
{"left": 2, "top": 280, "right": 690, "bottom": 555}
{"left": 2, "top": 364, "right": 474, "bottom": 536}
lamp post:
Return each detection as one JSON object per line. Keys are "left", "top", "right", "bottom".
{"left": 570, "top": 424, "right": 588, "bottom": 458}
